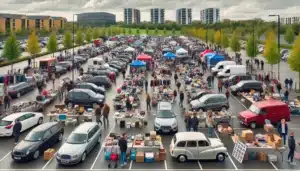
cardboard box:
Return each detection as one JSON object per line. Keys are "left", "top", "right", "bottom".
{"left": 257, "top": 152, "right": 267, "bottom": 162}
{"left": 273, "top": 134, "right": 282, "bottom": 148}
{"left": 150, "top": 131, "right": 156, "bottom": 139}
{"left": 136, "top": 152, "right": 145, "bottom": 162}
{"left": 155, "top": 153, "right": 160, "bottom": 162}
{"left": 159, "top": 150, "right": 166, "bottom": 161}
{"left": 241, "top": 130, "right": 254, "bottom": 142}
{"left": 44, "top": 148, "right": 55, "bottom": 161}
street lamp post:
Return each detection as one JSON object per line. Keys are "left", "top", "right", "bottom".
{"left": 268, "top": 14, "right": 280, "bottom": 80}
{"left": 72, "top": 14, "right": 76, "bottom": 81}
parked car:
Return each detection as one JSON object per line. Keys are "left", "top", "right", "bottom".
{"left": 190, "top": 94, "right": 229, "bottom": 111}
{"left": 86, "top": 76, "right": 112, "bottom": 88}
{"left": 258, "top": 46, "right": 264, "bottom": 53}
{"left": 238, "top": 100, "right": 290, "bottom": 129}
{"left": 8, "top": 82, "right": 35, "bottom": 98}
{"left": 0, "top": 112, "right": 44, "bottom": 137}
{"left": 65, "top": 89, "right": 105, "bottom": 107}
{"left": 230, "top": 80, "right": 263, "bottom": 96}
{"left": 75, "top": 82, "right": 106, "bottom": 95}
{"left": 85, "top": 70, "right": 109, "bottom": 77}
{"left": 57, "top": 61, "right": 73, "bottom": 71}
{"left": 223, "top": 75, "right": 252, "bottom": 86}
{"left": 189, "top": 91, "right": 213, "bottom": 102}
{"left": 170, "top": 132, "right": 228, "bottom": 163}
{"left": 55, "top": 65, "right": 68, "bottom": 77}
{"left": 12, "top": 122, "right": 64, "bottom": 161}
{"left": 76, "top": 74, "right": 94, "bottom": 83}
{"left": 154, "top": 102, "right": 178, "bottom": 133}
{"left": 108, "top": 63, "right": 122, "bottom": 71}
{"left": 56, "top": 122, "right": 101, "bottom": 165}
{"left": 74, "top": 56, "right": 87, "bottom": 64}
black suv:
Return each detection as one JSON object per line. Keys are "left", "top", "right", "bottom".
{"left": 65, "top": 89, "right": 105, "bottom": 107}
{"left": 230, "top": 80, "right": 263, "bottom": 96}
{"left": 223, "top": 75, "right": 252, "bottom": 86}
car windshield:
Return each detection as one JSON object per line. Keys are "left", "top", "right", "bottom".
{"left": 236, "top": 82, "right": 244, "bottom": 87}
{"left": 67, "top": 133, "right": 87, "bottom": 144}
{"left": 0, "top": 120, "right": 12, "bottom": 126}
{"left": 249, "top": 105, "right": 260, "bottom": 114}
{"left": 25, "top": 131, "right": 44, "bottom": 141}
{"left": 198, "top": 95, "right": 208, "bottom": 102}
{"left": 157, "top": 110, "right": 174, "bottom": 118}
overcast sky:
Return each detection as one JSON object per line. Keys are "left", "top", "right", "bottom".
{"left": 1, "top": 0, "right": 300, "bottom": 21}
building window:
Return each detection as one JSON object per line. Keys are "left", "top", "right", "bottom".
{"left": 12, "top": 19, "right": 16, "bottom": 31}
{"left": 5, "top": 18, "right": 11, "bottom": 31}
{"left": 35, "top": 19, "right": 40, "bottom": 29}
{"left": 22, "top": 19, "right": 26, "bottom": 29}
{"left": 49, "top": 19, "right": 52, "bottom": 28}
{"left": 60, "top": 20, "right": 63, "bottom": 28}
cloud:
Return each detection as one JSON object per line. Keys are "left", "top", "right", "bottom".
{"left": 0, "top": 0, "right": 299, "bottom": 21}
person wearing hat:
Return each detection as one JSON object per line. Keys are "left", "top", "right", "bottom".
{"left": 288, "top": 132, "right": 296, "bottom": 165}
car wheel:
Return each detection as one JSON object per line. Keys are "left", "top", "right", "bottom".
{"left": 68, "top": 102, "right": 73, "bottom": 107}
{"left": 33, "top": 150, "right": 40, "bottom": 160}
{"left": 81, "top": 152, "right": 87, "bottom": 162}
{"left": 250, "top": 122, "right": 256, "bottom": 129}
{"left": 198, "top": 108, "right": 204, "bottom": 112}
{"left": 58, "top": 133, "right": 63, "bottom": 141}
{"left": 216, "top": 153, "right": 225, "bottom": 162}
{"left": 221, "top": 106, "right": 227, "bottom": 111}
{"left": 37, "top": 117, "right": 43, "bottom": 125}
{"left": 17, "top": 93, "right": 21, "bottom": 98}
{"left": 177, "top": 155, "right": 187, "bottom": 163}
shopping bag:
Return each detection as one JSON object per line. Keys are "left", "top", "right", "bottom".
{"left": 294, "top": 152, "right": 300, "bottom": 160}
{"left": 105, "top": 151, "right": 111, "bottom": 160}
{"left": 110, "top": 153, "right": 118, "bottom": 161}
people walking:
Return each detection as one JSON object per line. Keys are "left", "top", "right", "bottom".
{"left": 225, "top": 88, "right": 230, "bottom": 99}
{"left": 284, "top": 89, "right": 289, "bottom": 102}
{"left": 126, "top": 97, "right": 132, "bottom": 111}
{"left": 206, "top": 111, "right": 214, "bottom": 137}
{"left": 260, "top": 60, "right": 264, "bottom": 70}
{"left": 285, "top": 78, "right": 289, "bottom": 89}
{"left": 188, "top": 112, "right": 199, "bottom": 132}
{"left": 288, "top": 132, "right": 296, "bottom": 165}
{"left": 13, "top": 119, "right": 22, "bottom": 144}
{"left": 278, "top": 118, "right": 288, "bottom": 145}
{"left": 118, "top": 133, "right": 128, "bottom": 167}
{"left": 179, "top": 91, "right": 184, "bottom": 107}
{"left": 102, "top": 103, "right": 110, "bottom": 126}
{"left": 146, "top": 93, "right": 151, "bottom": 110}
{"left": 3, "top": 86, "right": 11, "bottom": 111}
{"left": 51, "top": 73, "right": 55, "bottom": 90}
{"left": 144, "top": 80, "right": 148, "bottom": 92}
{"left": 122, "top": 69, "right": 126, "bottom": 79}
{"left": 289, "top": 78, "right": 293, "bottom": 90}
{"left": 173, "top": 89, "right": 177, "bottom": 101}
{"left": 176, "top": 81, "right": 181, "bottom": 91}
{"left": 94, "top": 105, "right": 102, "bottom": 126}
{"left": 174, "top": 73, "right": 178, "bottom": 83}
{"left": 276, "top": 82, "right": 282, "bottom": 94}
{"left": 218, "top": 79, "right": 223, "bottom": 93}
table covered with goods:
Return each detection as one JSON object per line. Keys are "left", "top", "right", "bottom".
{"left": 113, "top": 110, "right": 146, "bottom": 128}
{"left": 11, "top": 101, "right": 43, "bottom": 113}
{"left": 151, "top": 86, "right": 174, "bottom": 106}
{"left": 231, "top": 124, "right": 286, "bottom": 163}
{"left": 239, "top": 90, "right": 282, "bottom": 108}
{"left": 36, "top": 89, "right": 58, "bottom": 106}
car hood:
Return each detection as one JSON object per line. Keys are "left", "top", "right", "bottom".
{"left": 209, "top": 138, "right": 225, "bottom": 148}
{"left": 190, "top": 100, "right": 201, "bottom": 107}
{"left": 239, "top": 110, "right": 257, "bottom": 119}
{"left": 95, "top": 94, "right": 105, "bottom": 99}
{"left": 58, "top": 143, "right": 85, "bottom": 155}
{"left": 14, "top": 140, "right": 40, "bottom": 152}
{"left": 155, "top": 117, "right": 177, "bottom": 126}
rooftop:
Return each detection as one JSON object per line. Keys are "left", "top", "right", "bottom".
{"left": 0, "top": 13, "right": 25, "bottom": 19}
{"left": 254, "top": 100, "right": 287, "bottom": 108}
{"left": 175, "top": 132, "right": 207, "bottom": 141}
{"left": 73, "top": 122, "right": 98, "bottom": 134}
{"left": 27, "top": 15, "right": 51, "bottom": 20}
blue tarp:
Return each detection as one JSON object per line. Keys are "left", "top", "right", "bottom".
{"left": 130, "top": 60, "right": 146, "bottom": 68}
{"left": 207, "top": 54, "right": 225, "bottom": 68}
{"left": 163, "top": 52, "right": 176, "bottom": 59}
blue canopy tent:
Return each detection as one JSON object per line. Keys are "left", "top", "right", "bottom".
{"left": 163, "top": 52, "right": 176, "bottom": 59}
{"left": 207, "top": 54, "right": 225, "bottom": 68}
{"left": 162, "top": 48, "right": 172, "bottom": 54}
{"left": 130, "top": 60, "right": 146, "bottom": 68}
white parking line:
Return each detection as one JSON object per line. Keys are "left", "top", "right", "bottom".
{"left": 129, "top": 160, "right": 133, "bottom": 170}
{"left": 0, "top": 152, "right": 11, "bottom": 162}
{"left": 164, "top": 160, "right": 168, "bottom": 170}
{"left": 90, "top": 126, "right": 115, "bottom": 170}
{"left": 269, "top": 161, "right": 278, "bottom": 170}
{"left": 42, "top": 152, "right": 57, "bottom": 170}
{"left": 197, "top": 160, "right": 203, "bottom": 170}
{"left": 230, "top": 95, "right": 247, "bottom": 109}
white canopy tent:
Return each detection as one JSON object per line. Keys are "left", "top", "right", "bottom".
{"left": 169, "top": 41, "right": 177, "bottom": 46}
{"left": 124, "top": 47, "right": 135, "bottom": 52}
{"left": 176, "top": 48, "right": 189, "bottom": 58}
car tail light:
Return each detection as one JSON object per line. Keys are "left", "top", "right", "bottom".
{"left": 5, "top": 124, "right": 14, "bottom": 129}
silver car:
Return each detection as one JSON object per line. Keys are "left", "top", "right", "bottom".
{"left": 154, "top": 102, "right": 178, "bottom": 133}
{"left": 56, "top": 122, "right": 101, "bottom": 165}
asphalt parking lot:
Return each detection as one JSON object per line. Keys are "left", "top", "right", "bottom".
{"left": 1, "top": 52, "right": 300, "bottom": 171}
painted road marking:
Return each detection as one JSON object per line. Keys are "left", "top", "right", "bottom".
{"left": 0, "top": 152, "right": 11, "bottom": 162}
{"left": 42, "top": 152, "right": 57, "bottom": 170}
{"left": 197, "top": 160, "right": 203, "bottom": 170}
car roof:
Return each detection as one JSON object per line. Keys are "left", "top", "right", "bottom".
{"left": 202, "top": 93, "right": 226, "bottom": 99}
{"left": 175, "top": 132, "right": 207, "bottom": 141}
{"left": 254, "top": 100, "right": 287, "bottom": 108}
{"left": 31, "top": 122, "right": 58, "bottom": 132}
{"left": 158, "top": 101, "right": 172, "bottom": 110}
{"left": 70, "top": 88, "right": 93, "bottom": 93}
{"left": 73, "top": 122, "right": 98, "bottom": 134}
{"left": 2, "top": 112, "right": 39, "bottom": 121}
{"left": 239, "top": 80, "right": 260, "bottom": 84}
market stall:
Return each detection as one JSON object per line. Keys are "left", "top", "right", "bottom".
{"left": 11, "top": 101, "right": 43, "bottom": 113}
{"left": 113, "top": 110, "right": 145, "bottom": 128}
{"left": 124, "top": 47, "right": 135, "bottom": 52}
{"left": 151, "top": 86, "right": 174, "bottom": 105}
{"left": 137, "top": 54, "right": 152, "bottom": 61}
{"left": 163, "top": 52, "right": 176, "bottom": 60}
{"left": 200, "top": 49, "right": 213, "bottom": 57}
{"left": 113, "top": 92, "right": 140, "bottom": 110}
{"left": 239, "top": 91, "right": 282, "bottom": 108}
{"left": 162, "top": 48, "right": 172, "bottom": 54}
{"left": 36, "top": 89, "right": 58, "bottom": 106}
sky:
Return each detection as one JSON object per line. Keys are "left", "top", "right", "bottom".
{"left": 0, "top": 0, "right": 300, "bottom": 21}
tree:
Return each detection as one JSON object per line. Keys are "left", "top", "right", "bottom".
{"left": 221, "top": 34, "right": 229, "bottom": 49}
{"left": 163, "top": 28, "right": 167, "bottom": 35}
{"left": 155, "top": 28, "right": 158, "bottom": 35}
{"left": 128, "top": 28, "right": 132, "bottom": 35}
{"left": 288, "top": 35, "right": 300, "bottom": 89}
{"left": 107, "top": 27, "right": 112, "bottom": 36}
{"left": 264, "top": 31, "right": 280, "bottom": 78}
{"left": 230, "top": 31, "right": 241, "bottom": 53}
{"left": 136, "top": 28, "right": 140, "bottom": 35}
{"left": 85, "top": 28, "right": 92, "bottom": 43}
{"left": 284, "top": 27, "right": 295, "bottom": 44}
{"left": 3, "top": 32, "right": 21, "bottom": 72}
{"left": 75, "top": 29, "right": 84, "bottom": 45}
{"left": 246, "top": 34, "right": 258, "bottom": 73}
{"left": 63, "top": 31, "right": 72, "bottom": 49}
{"left": 208, "top": 30, "right": 215, "bottom": 45}
{"left": 146, "top": 28, "right": 149, "bottom": 35}
{"left": 26, "top": 31, "right": 41, "bottom": 66}
{"left": 47, "top": 32, "right": 58, "bottom": 58}
{"left": 92, "top": 28, "right": 100, "bottom": 39}
{"left": 172, "top": 28, "right": 176, "bottom": 35}
{"left": 215, "top": 30, "right": 221, "bottom": 45}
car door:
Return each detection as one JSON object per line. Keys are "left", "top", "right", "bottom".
{"left": 24, "top": 113, "right": 37, "bottom": 128}
{"left": 41, "top": 129, "right": 53, "bottom": 151}
{"left": 91, "top": 125, "right": 100, "bottom": 147}
{"left": 198, "top": 140, "right": 214, "bottom": 159}
{"left": 18, "top": 115, "right": 29, "bottom": 132}
{"left": 204, "top": 98, "right": 216, "bottom": 110}
{"left": 49, "top": 125, "right": 59, "bottom": 146}
{"left": 185, "top": 141, "right": 199, "bottom": 159}
{"left": 86, "top": 128, "right": 96, "bottom": 153}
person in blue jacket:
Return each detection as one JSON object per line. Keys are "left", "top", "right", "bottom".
{"left": 277, "top": 118, "right": 288, "bottom": 145}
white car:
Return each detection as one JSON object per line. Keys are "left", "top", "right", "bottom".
{"left": 170, "top": 132, "right": 228, "bottom": 162}
{"left": 154, "top": 102, "right": 178, "bottom": 133}
{"left": 258, "top": 46, "right": 264, "bottom": 53}
{"left": 56, "top": 122, "right": 101, "bottom": 165}
{"left": 0, "top": 112, "right": 44, "bottom": 137}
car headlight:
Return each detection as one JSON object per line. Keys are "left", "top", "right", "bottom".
{"left": 172, "top": 122, "right": 177, "bottom": 128}
{"left": 155, "top": 122, "right": 160, "bottom": 127}
{"left": 56, "top": 153, "right": 61, "bottom": 157}
{"left": 73, "top": 155, "right": 78, "bottom": 159}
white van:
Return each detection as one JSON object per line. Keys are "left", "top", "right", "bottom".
{"left": 217, "top": 65, "right": 246, "bottom": 78}
{"left": 170, "top": 132, "right": 227, "bottom": 163}
{"left": 211, "top": 61, "right": 236, "bottom": 75}
{"left": 90, "top": 57, "right": 104, "bottom": 68}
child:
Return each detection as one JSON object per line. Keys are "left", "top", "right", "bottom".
{"left": 108, "top": 140, "right": 119, "bottom": 168}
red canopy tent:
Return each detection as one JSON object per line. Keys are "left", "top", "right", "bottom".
{"left": 137, "top": 54, "right": 152, "bottom": 61}
{"left": 200, "top": 49, "right": 213, "bottom": 57}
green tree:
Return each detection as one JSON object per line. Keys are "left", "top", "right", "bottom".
{"left": 163, "top": 28, "right": 167, "bottom": 35}
{"left": 3, "top": 32, "right": 21, "bottom": 71}
{"left": 288, "top": 35, "right": 300, "bottom": 89}
{"left": 107, "top": 27, "right": 112, "bottom": 36}
{"left": 92, "top": 28, "right": 100, "bottom": 39}
{"left": 221, "top": 34, "right": 229, "bottom": 49}
{"left": 215, "top": 31, "right": 221, "bottom": 45}
{"left": 246, "top": 34, "right": 258, "bottom": 73}
{"left": 155, "top": 28, "right": 158, "bottom": 35}
{"left": 230, "top": 31, "right": 241, "bottom": 53}
{"left": 172, "top": 28, "right": 176, "bottom": 35}
{"left": 26, "top": 31, "right": 41, "bottom": 66}
{"left": 136, "top": 28, "right": 140, "bottom": 35}
{"left": 146, "top": 28, "right": 149, "bottom": 35}
{"left": 75, "top": 29, "right": 84, "bottom": 45}
{"left": 128, "top": 28, "right": 132, "bottom": 35}
{"left": 47, "top": 32, "right": 58, "bottom": 58}
{"left": 85, "top": 28, "right": 92, "bottom": 43}
{"left": 264, "top": 31, "right": 280, "bottom": 78}
{"left": 63, "top": 31, "right": 73, "bottom": 49}
{"left": 284, "top": 27, "right": 295, "bottom": 44}
{"left": 208, "top": 30, "right": 215, "bottom": 44}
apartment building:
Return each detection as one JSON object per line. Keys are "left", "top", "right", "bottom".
{"left": 176, "top": 8, "right": 192, "bottom": 25}
{"left": 200, "top": 8, "right": 220, "bottom": 24}
{"left": 150, "top": 8, "right": 165, "bottom": 24}
{"left": 0, "top": 13, "right": 28, "bottom": 33}
{"left": 124, "top": 8, "right": 141, "bottom": 24}
{"left": 280, "top": 17, "right": 300, "bottom": 25}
